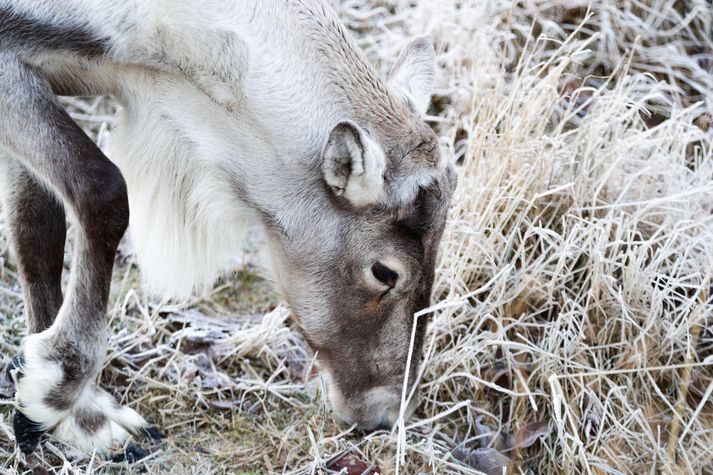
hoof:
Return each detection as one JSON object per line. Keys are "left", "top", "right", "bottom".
{"left": 13, "top": 410, "right": 44, "bottom": 455}
{"left": 140, "top": 425, "right": 165, "bottom": 442}
{"left": 112, "top": 443, "right": 151, "bottom": 464}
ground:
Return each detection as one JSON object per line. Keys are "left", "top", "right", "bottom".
{"left": 1, "top": 1, "right": 712, "bottom": 474}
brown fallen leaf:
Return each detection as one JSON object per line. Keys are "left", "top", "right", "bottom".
{"left": 326, "top": 453, "right": 380, "bottom": 475}
{"left": 452, "top": 447, "right": 511, "bottom": 475}
{"left": 560, "top": 78, "right": 595, "bottom": 120}
{"left": 284, "top": 334, "right": 314, "bottom": 383}
{"left": 513, "top": 420, "right": 549, "bottom": 450}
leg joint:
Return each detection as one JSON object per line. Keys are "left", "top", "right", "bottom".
{"left": 75, "top": 160, "right": 129, "bottom": 245}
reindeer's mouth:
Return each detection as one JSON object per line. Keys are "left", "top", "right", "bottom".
{"left": 324, "top": 378, "right": 417, "bottom": 432}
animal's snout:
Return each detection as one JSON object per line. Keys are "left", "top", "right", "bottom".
{"left": 330, "top": 386, "right": 418, "bottom": 432}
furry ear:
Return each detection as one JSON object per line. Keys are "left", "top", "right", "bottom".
{"left": 321, "top": 121, "right": 386, "bottom": 207}
{"left": 388, "top": 36, "right": 437, "bottom": 116}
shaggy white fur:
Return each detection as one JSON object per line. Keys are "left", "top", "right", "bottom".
{"left": 12, "top": 332, "right": 147, "bottom": 453}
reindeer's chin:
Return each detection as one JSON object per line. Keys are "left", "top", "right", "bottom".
{"left": 323, "top": 375, "right": 418, "bottom": 432}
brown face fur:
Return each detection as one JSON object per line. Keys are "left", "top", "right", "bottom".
{"left": 268, "top": 133, "right": 456, "bottom": 430}
{"left": 257, "top": 30, "right": 454, "bottom": 429}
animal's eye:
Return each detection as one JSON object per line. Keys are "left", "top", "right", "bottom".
{"left": 371, "top": 262, "right": 398, "bottom": 288}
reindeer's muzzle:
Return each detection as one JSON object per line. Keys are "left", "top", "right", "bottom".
{"left": 330, "top": 386, "right": 419, "bottom": 431}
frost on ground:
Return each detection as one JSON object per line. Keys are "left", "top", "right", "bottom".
{"left": 1, "top": 1, "right": 712, "bottom": 474}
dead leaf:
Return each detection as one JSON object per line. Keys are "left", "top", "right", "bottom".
{"left": 474, "top": 416, "right": 496, "bottom": 447}
{"left": 284, "top": 334, "right": 313, "bottom": 383}
{"left": 513, "top": 420, "right": 549, "bottom": 450}
{"left": 0, "top": 363, "right": 14, "bottom": 398}
{"left": 560, "top": 78, "right": 595, "bottom": 119}
{"left": 452, "top": 447, "right": 511, "bottom": 475}
{"left": 326, "top": 452, "right": 380, "bottom": 474}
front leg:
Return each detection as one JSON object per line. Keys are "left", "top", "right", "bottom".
{"left": 0, "top": 53, "right": 153, "bottom": 456}
{"left": 0, "top": 158, "right": 66, "bottom": 334}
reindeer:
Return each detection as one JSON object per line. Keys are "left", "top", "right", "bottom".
{"left": 0, "top": 0, "right": 456, "bottom": 458}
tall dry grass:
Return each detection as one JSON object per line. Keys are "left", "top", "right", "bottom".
{"left": 369, "top": 0, "right": 713, "bottom": 473}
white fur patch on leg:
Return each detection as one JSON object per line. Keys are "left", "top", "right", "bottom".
{"left": 12, "top": 332, "right": 65, "bottom": 430}
{"left": 52, "top": 386, "right": 148, "bottom": 453}
{"left": 12, "top": 333, "right": 148, "bottom": 454}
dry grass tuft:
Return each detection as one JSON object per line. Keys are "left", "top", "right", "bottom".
{"left": 1, "top": 1, "right": 712, "bottom": 473}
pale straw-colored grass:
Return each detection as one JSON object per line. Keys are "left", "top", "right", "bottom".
{"left": 1, "top": 1, "right": 712, "bottom": 474}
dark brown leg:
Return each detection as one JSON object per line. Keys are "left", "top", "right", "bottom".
{"left": 0, "top": 52, "right": 149, "bottom": 456}
{"left": 0, "top": 158, "right": 66, "bottom": 333}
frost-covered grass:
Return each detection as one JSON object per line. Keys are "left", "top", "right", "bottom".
{"left": 1, "top": 1, "right": 712, "bottom": 474}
